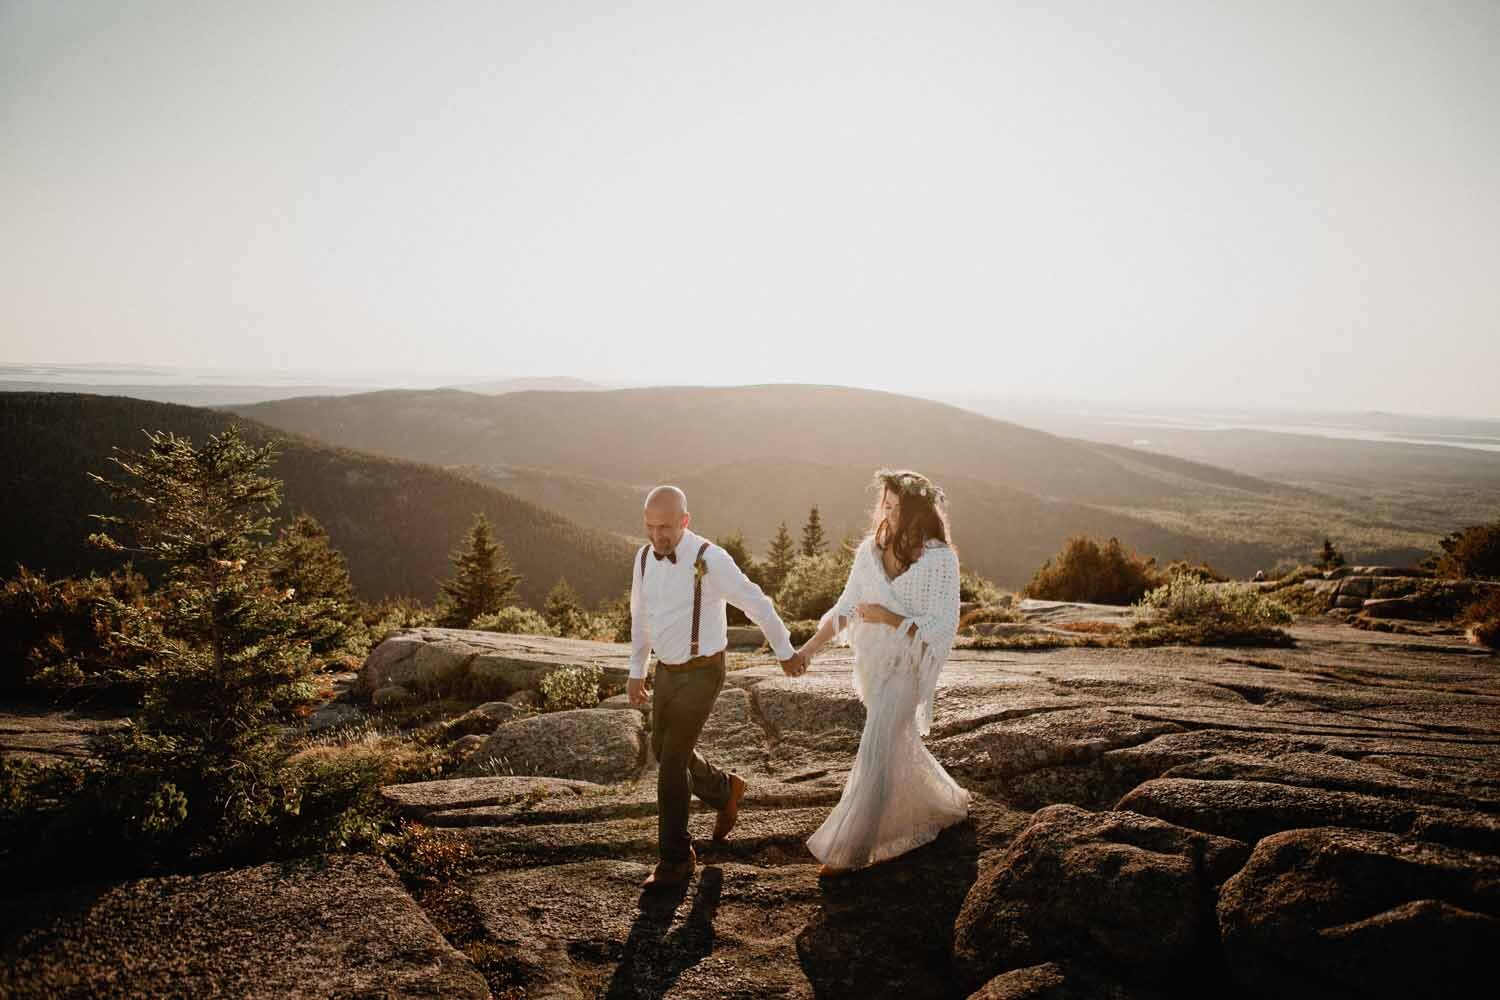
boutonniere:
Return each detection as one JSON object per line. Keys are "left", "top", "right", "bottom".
{"left": 693, "top": 556, "right": 709, "bottom": 581}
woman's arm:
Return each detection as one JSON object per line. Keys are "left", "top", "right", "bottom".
{"left": 801, "top": 539, "right": 868, "bottom": 661}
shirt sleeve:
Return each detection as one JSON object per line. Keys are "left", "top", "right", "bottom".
{"left": 710, "top": 544, "right": 796, "bottom": 661}
{"left": 894, "top": 544, "right": 961, "bottom": 653}
{"left": 628, "top": 548, "right": 651, "bottom": 679}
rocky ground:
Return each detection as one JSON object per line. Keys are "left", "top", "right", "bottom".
{"left": 3, "top": 600, "right": 1497, "bottom": 998}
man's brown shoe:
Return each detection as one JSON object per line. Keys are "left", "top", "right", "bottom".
{"left": 642, "top": 846, "right": 696, "bottom": 890}
{"left": 712, "top": 774, "right": 747, "bottom": 842}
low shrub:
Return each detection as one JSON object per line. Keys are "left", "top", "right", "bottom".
{"left": 380, "top": 819, "right": 476, "bottom": 885}
{"left": 470, "top": 606, "right": 558, "bottom": 636}
{"left": 1135, "top": 574, "right": 1293, "bottom": 629}
{"left": 1461, "top": 589, "right": 1500, "bottom": 649}
{"left": 0, "top": 565, "right": 155, "bottom": 699}
{"left": 1161, "top": 560, "right": 1229, "bottom": 583}
{"left": 959, "top": 605, "right": 1024, "bottom": 630}
{"left": 538, "top": 664, "right": 602, "bottom": 711}
{"left": 1024, "top": 535, "right": 1166, "bottom": 605}
{"left": 786, "top": 620, "right": 821, "bottom": 645}
{"left": 1429, "top": 521, "right": 1500, "bottom": 581}
{"left": 362, "top": 596, "right": 438, "bottom": 645}
{"left": 960, "top": 570, "right": 1007, "bottom": 606}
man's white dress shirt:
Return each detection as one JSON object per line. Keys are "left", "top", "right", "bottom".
{"left": 629, "top": 528, "right": 796, "bottom": 679}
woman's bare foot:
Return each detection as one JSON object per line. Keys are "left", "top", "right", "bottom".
{"left": 817, "top": 863, "right": 854, "bottom": 878}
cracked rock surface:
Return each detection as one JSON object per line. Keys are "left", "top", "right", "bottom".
{"left": 4, "top": 615, "right": 1496, "bottom": 998}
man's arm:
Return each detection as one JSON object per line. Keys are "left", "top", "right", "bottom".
{"left": 710, "top": 545, "right": 797, "bottom": 663}
{"left": 628, "top": 551, "right": 651, "bottom": 701}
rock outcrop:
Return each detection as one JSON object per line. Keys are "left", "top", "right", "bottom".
{"left": 6, "top": 609, "right": 1496, "bottom": 997}
{"left": 0, "top": 855, "right": 489, "bottom": 999}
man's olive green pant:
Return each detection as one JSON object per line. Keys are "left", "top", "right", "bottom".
{"left": 651, "top": 651, "right": 733, "bottom": 863}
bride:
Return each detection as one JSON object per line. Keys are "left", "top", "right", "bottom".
{"left": 796, "top": 468, "right": 972, "bottom": 877}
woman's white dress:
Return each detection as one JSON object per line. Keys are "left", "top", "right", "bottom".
{"left": 805, "top": 536, "right": 972, "bottom": 869}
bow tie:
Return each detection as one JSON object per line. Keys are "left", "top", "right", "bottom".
{"left": 653, "top": 548, "right": 677, "bottom": 563}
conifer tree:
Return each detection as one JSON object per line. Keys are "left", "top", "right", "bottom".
{"left": 764, "top": 522, "right": 796, "bottom": 594}
{"left": 266, "top": 512, "right": 362, "bottom": 656}
{"left": 543, "top": 577, "right": 586, "bottom": 636}
{"left": 85, "top": 424, "right": 316, "bottom": 851}
{"left": 1317, "top": 538, "right": 1346, "bottom": 571}
{"left": 800, "top": 506, "right": 827, "bottom": 558}
{"left": 437, "top": 513, "right": 521, "bottom": 627}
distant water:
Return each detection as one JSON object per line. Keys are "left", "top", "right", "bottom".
{"left": 0, "top": 363, "right": 484, "bottom": 406}
{"left": 1081, "top": 412, "right": 1500, "bottom": 453}
{"left": 940, "top": 392, "right": 1500, "bottom": 456}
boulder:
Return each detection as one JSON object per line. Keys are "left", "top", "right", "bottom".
{"left": 304, "top": 701, "right": 363, "bottom": 733}
{"left": 371, "top": 683, "right": 413, "bottom": 707}
{"left": 1360, "top": 596, "right": 1433, "bottom": 620}
{"left": 381, "top": 775, "right": 608, "bottom": 822}
{"left": 0, "top": 855, "right": 489, "bottom": 999}
{"left": 725, "top": 625, "right": 764, "bottom": 648}
{"left": 458, "top": 708, "right": 647, "bottom": 784}
{"left": 439, "top": 701, "right": 531, "bottom": 741}
{"left": 356, "top": 628, "right": 635, "bottom": 701}
{"left": 506, "top": 689, "right": 542, "bottom": 707}
{"left": 1117, "top": 777, "right": 1500, "bottom": 853}
{"left": 968, "top": 962, "right": 1167, "bottom": 1000}
{"left": 952, "top": 805, "right": 1249, "bottom": 991}
{"left": 1217, "top": 827, "right": 1500, "bottom": 999}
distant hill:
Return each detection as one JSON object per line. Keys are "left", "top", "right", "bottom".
{"left": 443, "top": 376, "right": 604, "bottom": 394}
{"left": 230, "top": 384, "right": 1436, "bottom": 581}
{"left": 0, "top": 393, "right": 634, "bottom": 607}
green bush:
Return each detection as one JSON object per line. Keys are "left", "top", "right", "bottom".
{"left": 1024, "top": 535, "right": 1166, "bottom": 605}
{"left": 539, "top": 664, "right": 602, "bottom": 711}
{"left": 361, "top": 596, "right": 438, "bottom": 644}
{"left": 1430, "top": 521, "right": 1500, "bottom": 581}
{"left": 1461, "top": 589, "right": 1500, "bottom": 649}
{"left": 960, "top": 570, "right": 1007, "bottom": 606}
{"left": 1161, "top": 560, "right": 1229, "bottom": 583}
{"left": 786, "top": 619, "right": 821, "bottom": 645}
{"left": 471, "top": 605, "right": 558, "bottom": 636}
{"left": 1135, "top": 574, "right": 1293, "bottom": 628}
{"left": 776, "top": 552, "right": 854, "bottom": 621}
{"left": 959, "top": 605, "right": 1023, "bottom": 630}
{"left": 0, "top": 565, "right": 155, "bottom": 698}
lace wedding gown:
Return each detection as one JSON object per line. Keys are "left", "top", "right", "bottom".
{"left": 805, "top": 536, "right": 972, "bottom": 869}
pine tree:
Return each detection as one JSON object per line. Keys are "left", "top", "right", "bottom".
{"left": 85, "top": 424, "right": 316, "bottom": 851}
{"left": 1317, "top": 538, "right": 1346, "bottom": 571}
{"left": 266, "top": 512, "right": 362, "bottom": 656}
{"left": 437, "top": 513, "right": 521, "bottom": 627}
{"left": 543, "top": 577, "right": 586, "bottom": 636}
{"left": 763, "top": 522, "right": 796, "bottom": 595}
{"left": 800, "top": 506, "right": 827, "bottom": 558}
{"left": 714, "top": 530, "right": 764, "bottom": 626}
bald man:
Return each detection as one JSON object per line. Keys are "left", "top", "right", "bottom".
{"left": 629, "top": 485, "right": 804, "bottom": 889}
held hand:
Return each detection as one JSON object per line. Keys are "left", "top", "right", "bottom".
{"left": 627, "top": 677, "right": 649, "bottom": 705}
{"left": 855, "top": 603, "right": 901, "bottom": 628}
{"left": 778, "top": 651, "right": 806, "bottom": 677}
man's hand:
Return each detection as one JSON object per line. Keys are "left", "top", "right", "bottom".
{"left": 779, "top": 651, "right": 806, "bottom": 677}
{"left": 628, "top": 677, "right": 649, "bottom": 705}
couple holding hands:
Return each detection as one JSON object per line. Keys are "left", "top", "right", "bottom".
{"left": 626, "top": 469, "right": 970, "bottom": 890}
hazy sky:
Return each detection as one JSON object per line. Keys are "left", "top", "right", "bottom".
{"left": 4, "top": 1, "right": 1497, "bottom": 415}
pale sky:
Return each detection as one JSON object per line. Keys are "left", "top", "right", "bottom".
{"left": 3, "top": 1, "right": 1498, "bottom": 415}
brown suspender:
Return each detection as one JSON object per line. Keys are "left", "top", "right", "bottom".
{"left": 640, "top": 540, "right": 712, "bottom": 661}
{"left": 689, "top": 540, "right": 709, "bottom": 657}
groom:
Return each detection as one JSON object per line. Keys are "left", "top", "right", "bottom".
{"left": 628, "top": 485, "right": 805, "bottom": 890}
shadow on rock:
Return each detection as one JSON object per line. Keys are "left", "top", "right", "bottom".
{"left": 796, "top": 819, "right": 980, "bottom": 1000}
{"left": 604, "top": 866, "right": 723, "bottom": 999}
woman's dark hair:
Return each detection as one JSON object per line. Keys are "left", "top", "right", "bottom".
{"left": 868, "top": 469, "right": 955, "bottom": 573}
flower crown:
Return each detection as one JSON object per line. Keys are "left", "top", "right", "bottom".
{"left": 873, "top": 467, "right": 947, "bottom": 505}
